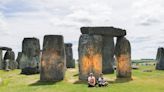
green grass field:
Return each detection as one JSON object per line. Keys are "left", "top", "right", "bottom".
{"left": 0, "top": 65, "right": 164, "bottom": 92}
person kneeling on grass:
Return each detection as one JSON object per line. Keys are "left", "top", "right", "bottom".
{"left": 88, "top": 73, "right": 96, "bottom": 87}
{"left": 98, "top": 73, "right": 108, "bottom": 87}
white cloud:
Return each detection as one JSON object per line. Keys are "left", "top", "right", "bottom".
{"left": 132, "top": 0, "right": 164, "bottom": 26}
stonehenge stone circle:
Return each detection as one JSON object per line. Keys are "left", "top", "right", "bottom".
{"left": 65, "top": 43, "right": 75, "bottom": 68}
{"left": 20, "top": 38, "right": 40, "bottom": 74}
{"left": 115, "top": 37, "right": 131, "bottom": 79}
{"left": 78, "top": 34, "right": 102, "bottom": 81}
{"left": 40, "top": 35, "right": 66, "bottom": 81}
{"left": 156, "top": 47, "right": 164, "bottom": 70}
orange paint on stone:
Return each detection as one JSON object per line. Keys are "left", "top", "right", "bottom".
{"left": 92, "top": 54, "right": 102, "bottom": 73}
{"left": 117, "top": 54, "right": 131, "bottom": 73}
{"left": 81, "top": 54, "right": 102, "bottom": 75}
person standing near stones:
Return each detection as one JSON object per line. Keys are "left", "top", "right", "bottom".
{"left": 88, "top": 73, "right": 96, "bottom": 87}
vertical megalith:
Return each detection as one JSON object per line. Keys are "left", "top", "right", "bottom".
{"left": 20, "top": 38, "right": 40, "bottom": 74}
{"left": 78, "top": 34, "right": 102, "bottom": 81}
{"left": 102, "top": 36, "right": 115, "bottom": 74}
{"left": 156, "top": 47, "right": 164, "bottom": 70}
{"left": 40, "top": 35, "right": 66, "bottom": 81}
{"left": 65, "top": 43, "right": 75, "bottom": 68}
{"left": 115, "top": 37, "right": 131, "bottom": 79}
{"left": 0, "top": 50, "right": 2, "bottom": 69}
{"left": 4, "top": 50, "right": 17, "bottom": 70}
{"left": 16, "top": 52, "right": 22, "bottom": 69}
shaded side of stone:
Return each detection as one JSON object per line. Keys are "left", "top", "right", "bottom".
{"left": 16, "top": 52, "right": 22, "bottom": 69}
{"left": 115, "top": 37, "right": 131, "bottom": 79}
{"left": 3, "top": 50, "right": 18, "bottom": 70}
{"left": 81, "top": 27, "right": 126, "bottom": 37}
{"left": 102, "top": 36, "right": 115, "bottom": 74}
{"left": 156, "top": 47, "right": 164, "bottom": 70}
{"left": 20, "top": 37, "right": 40, "bottom": 74}
{"left": 40, "top": 35, "right": 66, "bottom": 81}
{"left": 65, "top": 43, "right": 75, "bottom": 68}
{"left": 78, "top": 34, "right": 102, "bottom": 81}
{"left": 0, "top": 50, "right": 2, "bottom": 69}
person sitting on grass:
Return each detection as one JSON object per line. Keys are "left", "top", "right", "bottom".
{"left": 88, "top": 73, "right": 96, "bottom": 87}
{"left": 98, "top": 73, "right": 108, "bottom": 87}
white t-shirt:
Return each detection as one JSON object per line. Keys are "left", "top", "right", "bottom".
{"left": 88, "top": 76, "right": 95, "bottom": 85}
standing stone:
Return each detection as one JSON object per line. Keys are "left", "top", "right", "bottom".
{"left": 4, "top": 50, "right": 17, "bottom": 70}
{"left": 20, "top": 38, "right": 40, "bottom": 74}
{"left": 115, "top": 37, "right": 131, "bottom": 79}
{"left": 40, "top": 35, "right": 66, "bottom": 81}
{"left": 65, "top": 43, "right": 75, "bottom": 68}
{"left": 16, "top": 52, "right": 22, "bottom": 69}
{"left": 156, "top": 47, "right": 164, "bottom": 70}
{"left": 102, "top": 36, "right": 115, "bottom": 74}
{"left": 78, "top": 34, "right": 102, "bottom": 81}
{"left": 0, "top": 50, "right": 2, "bottom": 69}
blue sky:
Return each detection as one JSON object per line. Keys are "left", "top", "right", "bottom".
{"left": 0, "top": 0, "right": 164, "bottom": 59}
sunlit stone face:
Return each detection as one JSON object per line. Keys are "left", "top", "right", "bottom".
{"left": 40, "top": 35, "right": 66, "bottom": 81}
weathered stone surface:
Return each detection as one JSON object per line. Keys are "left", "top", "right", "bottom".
{"left": 156, "top": 47, "right": 164, "bottom": 70}
{"left": 16, "top": 52, "right": 22, "bottom": 69}
{"left": 78, "top": 34, "right": 102, "bottom": 81}
{"left": 0, "top": 50, "right": 2, "bottom": 69}
{"left": 65, "top": 43, "right": 75, "bottom": 68}
{"left": 81, "top": 27, "right": 126, "bottom": 37}
{"left": 3, "top": 50, "right": 18, "bottom": 70}
{"left": 40, "top": 35, "right": 66, "bottom": 81}
{"left": 20, "top": 38, "right": 40, "bottom": 74}
{"left": 102, "top": 36, "right": 115, "bottom": 74}
{"left": 115, "top": 37, "right": 131, "bottom": 79}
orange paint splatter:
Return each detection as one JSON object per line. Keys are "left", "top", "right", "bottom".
{"left": 116, "top": 54, "right": 131, "bottom": 74}
{"left": 81, "top": 53, "right": 102, "bottom": 75}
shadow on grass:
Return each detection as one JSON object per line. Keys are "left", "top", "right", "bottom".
{"left": 73, "top": 74, "right": 79, "bottom": 77}
{"left": 73, "top": 80, "right": 87, "bottom": 84}
{"left": 29, "top": 80, "right": 62, "bottom": 86}
{"left": 110, "top": 78, "right": 133, "bottom": 84}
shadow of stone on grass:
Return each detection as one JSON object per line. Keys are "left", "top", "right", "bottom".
{"left": 29, "top": 80, "right": 62, "bottom": 86}
{"left": 113, "top": 78, "right": 133, "bottom": 84}
{"left": 73, "top": 80, "right": 87, "bottom": 84}
{"left": 73, "top": 74, "right": 79, "bottom": 77}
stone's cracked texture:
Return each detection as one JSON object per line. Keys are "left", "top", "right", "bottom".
{"left": 81, "top": 27, "right": 126, "bottom": 37}
{"left": 78, "top": 34, "right": 102, "bottom": 81}
{"left": 156, "top": 47, "right": 164, "bottom": 70}
{"left": 4, "top": 50, "right": 18, "bottom": 70}
{"left": 40, "top": 35, "right": 66, "bottom": 81}
{"left": 20, "top": 38, "right": 40, "bottom": 74}
{"left": 115, "top": 37, "right": 131, "bottom": 79}
{"left": 102, "top": 36, "right": 115, "bottom": 74}
{"left": 65, "top": 43, "right": 75, "bottom": 68}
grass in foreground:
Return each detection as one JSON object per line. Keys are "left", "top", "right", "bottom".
{"left": 0, "top": 65, "right": 164, "bottom": 92}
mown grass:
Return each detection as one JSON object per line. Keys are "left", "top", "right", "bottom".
{"left": 0, "top": 65, "right": 164, "bottom": 92}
